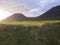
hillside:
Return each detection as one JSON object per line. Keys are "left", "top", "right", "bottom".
{"left": 2, "top": 13, "right": 38, "bottom": 21}
{"left": 2, "top": 6, "right": 60, "bottom": 21}
{"left": 2, "top": 13, "right": 28, "bottom": 21}
{"left": 37, "top": 6, "right": 60, "bottom": 20}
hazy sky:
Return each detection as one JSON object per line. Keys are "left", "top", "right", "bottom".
{"left": 0, "top": 0, "right": 60, "bottom": 17}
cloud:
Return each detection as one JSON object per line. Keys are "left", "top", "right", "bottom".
{"left": 28, "top": 8, "right": 46, "bottom": 17}
{"left": 29, "top": 8, "right": 40, "bottom": 13}
{"left": 28, "top": 0, "right": 60, "bottom": 17}
{"left": 39, "top": 0, "right": 60, "bottom": 8}
{"left": 0, "top": 0, "right": 60, "bottom": 17}
{"left": 0, "top": 0, "right": 30, "bottom": 16}
{"left": 39, "top": 0, "right": 54, "bottom": 7}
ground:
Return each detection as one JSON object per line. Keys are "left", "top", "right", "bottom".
{"left": 0, "top": 20, "right": 60, "bottom": 45}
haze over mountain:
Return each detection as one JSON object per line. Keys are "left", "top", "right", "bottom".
{"left": 2, "top": 6, "right": 60, "bottom": 21}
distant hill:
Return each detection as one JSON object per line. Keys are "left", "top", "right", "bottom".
{"left": 2, "top": 13, "right": 29, "bottom": 21}
{"left": 2, "top": 6, "right": 60, "bottom": 21}
{"left": 2, "top": 13, "right": 38, "bottom": 21}
{"left": 37, "top": 6, "right": 60, "bottom": 20}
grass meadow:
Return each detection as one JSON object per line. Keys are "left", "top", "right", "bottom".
{"left": 0, "top": 20, "right": 60, "bottom": 45}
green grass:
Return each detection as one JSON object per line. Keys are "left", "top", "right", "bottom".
{"left": 0, "top": 20, "right": 60, "bottom": 26}
{"left": 0, "top": 20, "right": 60, "bottom": 45}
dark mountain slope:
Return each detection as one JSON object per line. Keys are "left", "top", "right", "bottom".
{"left": 37, "top": 6, "right": 60, "bottom": 20}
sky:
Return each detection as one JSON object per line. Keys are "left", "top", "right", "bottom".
{"left": 0, "top": 0, "right": 60, "bottom": 17}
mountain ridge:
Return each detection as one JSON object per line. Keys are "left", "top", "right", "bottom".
{"left": 37, "top": 5, "right": 60, "bottom": 20}
{"left": 2, "top": 5, "right": 60, "bottom": 21}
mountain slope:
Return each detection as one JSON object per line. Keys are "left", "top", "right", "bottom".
{"left": 2, "top": 6, "right": 60, "bottom": 21}
{"left": 2, "top": 13, "right": 29, "bottom": 21}
{"left": 37, "top": 6, "right": 60, "bottom": 20}
{"left": 2, "top": 13, "right": 38, "bottom": 21}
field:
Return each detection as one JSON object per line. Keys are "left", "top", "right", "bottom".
{"left": 0, "top": 20, "right": 60, "bottom": 45}
{"left": 1, "top": 20, "right": 60, "bottom": 26}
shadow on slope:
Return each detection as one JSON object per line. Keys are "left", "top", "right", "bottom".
{"left": 0, "top": 22, "right": 60, "bottom": 45}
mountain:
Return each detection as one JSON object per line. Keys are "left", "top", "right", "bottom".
{"left": 2, "top": 6, "right": 60, "bottom": 21}
{"left": 2, "top": 13, "right": 29, "bottom": 21}
{"left": 37, "top": 6, "right": 60, "bottom": 20}
{"left": 2, "top": 13, "right": 39, "bottom": 21}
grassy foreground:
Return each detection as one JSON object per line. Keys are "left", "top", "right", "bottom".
{"left": 0, "top": 20, "right": 60, "bottom": 45}
{"left": 0, "top": 20, "right": 60, "bottom": 26}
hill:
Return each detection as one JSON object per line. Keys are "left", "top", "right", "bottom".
{"left": 37, "top": 6, "right": 60, "bottom": 20}
{"left": 2, "top": 13, "right": 38, "bottom": 21}
{"left": 2, "top": 13, "right": 29, "bottom": 21}
{"left": 2, "top": 6, "right": 60, "bottom": 21}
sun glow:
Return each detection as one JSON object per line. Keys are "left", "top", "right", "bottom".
{"left": 0, "top": 10, "right": 10, "bottom": 21}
